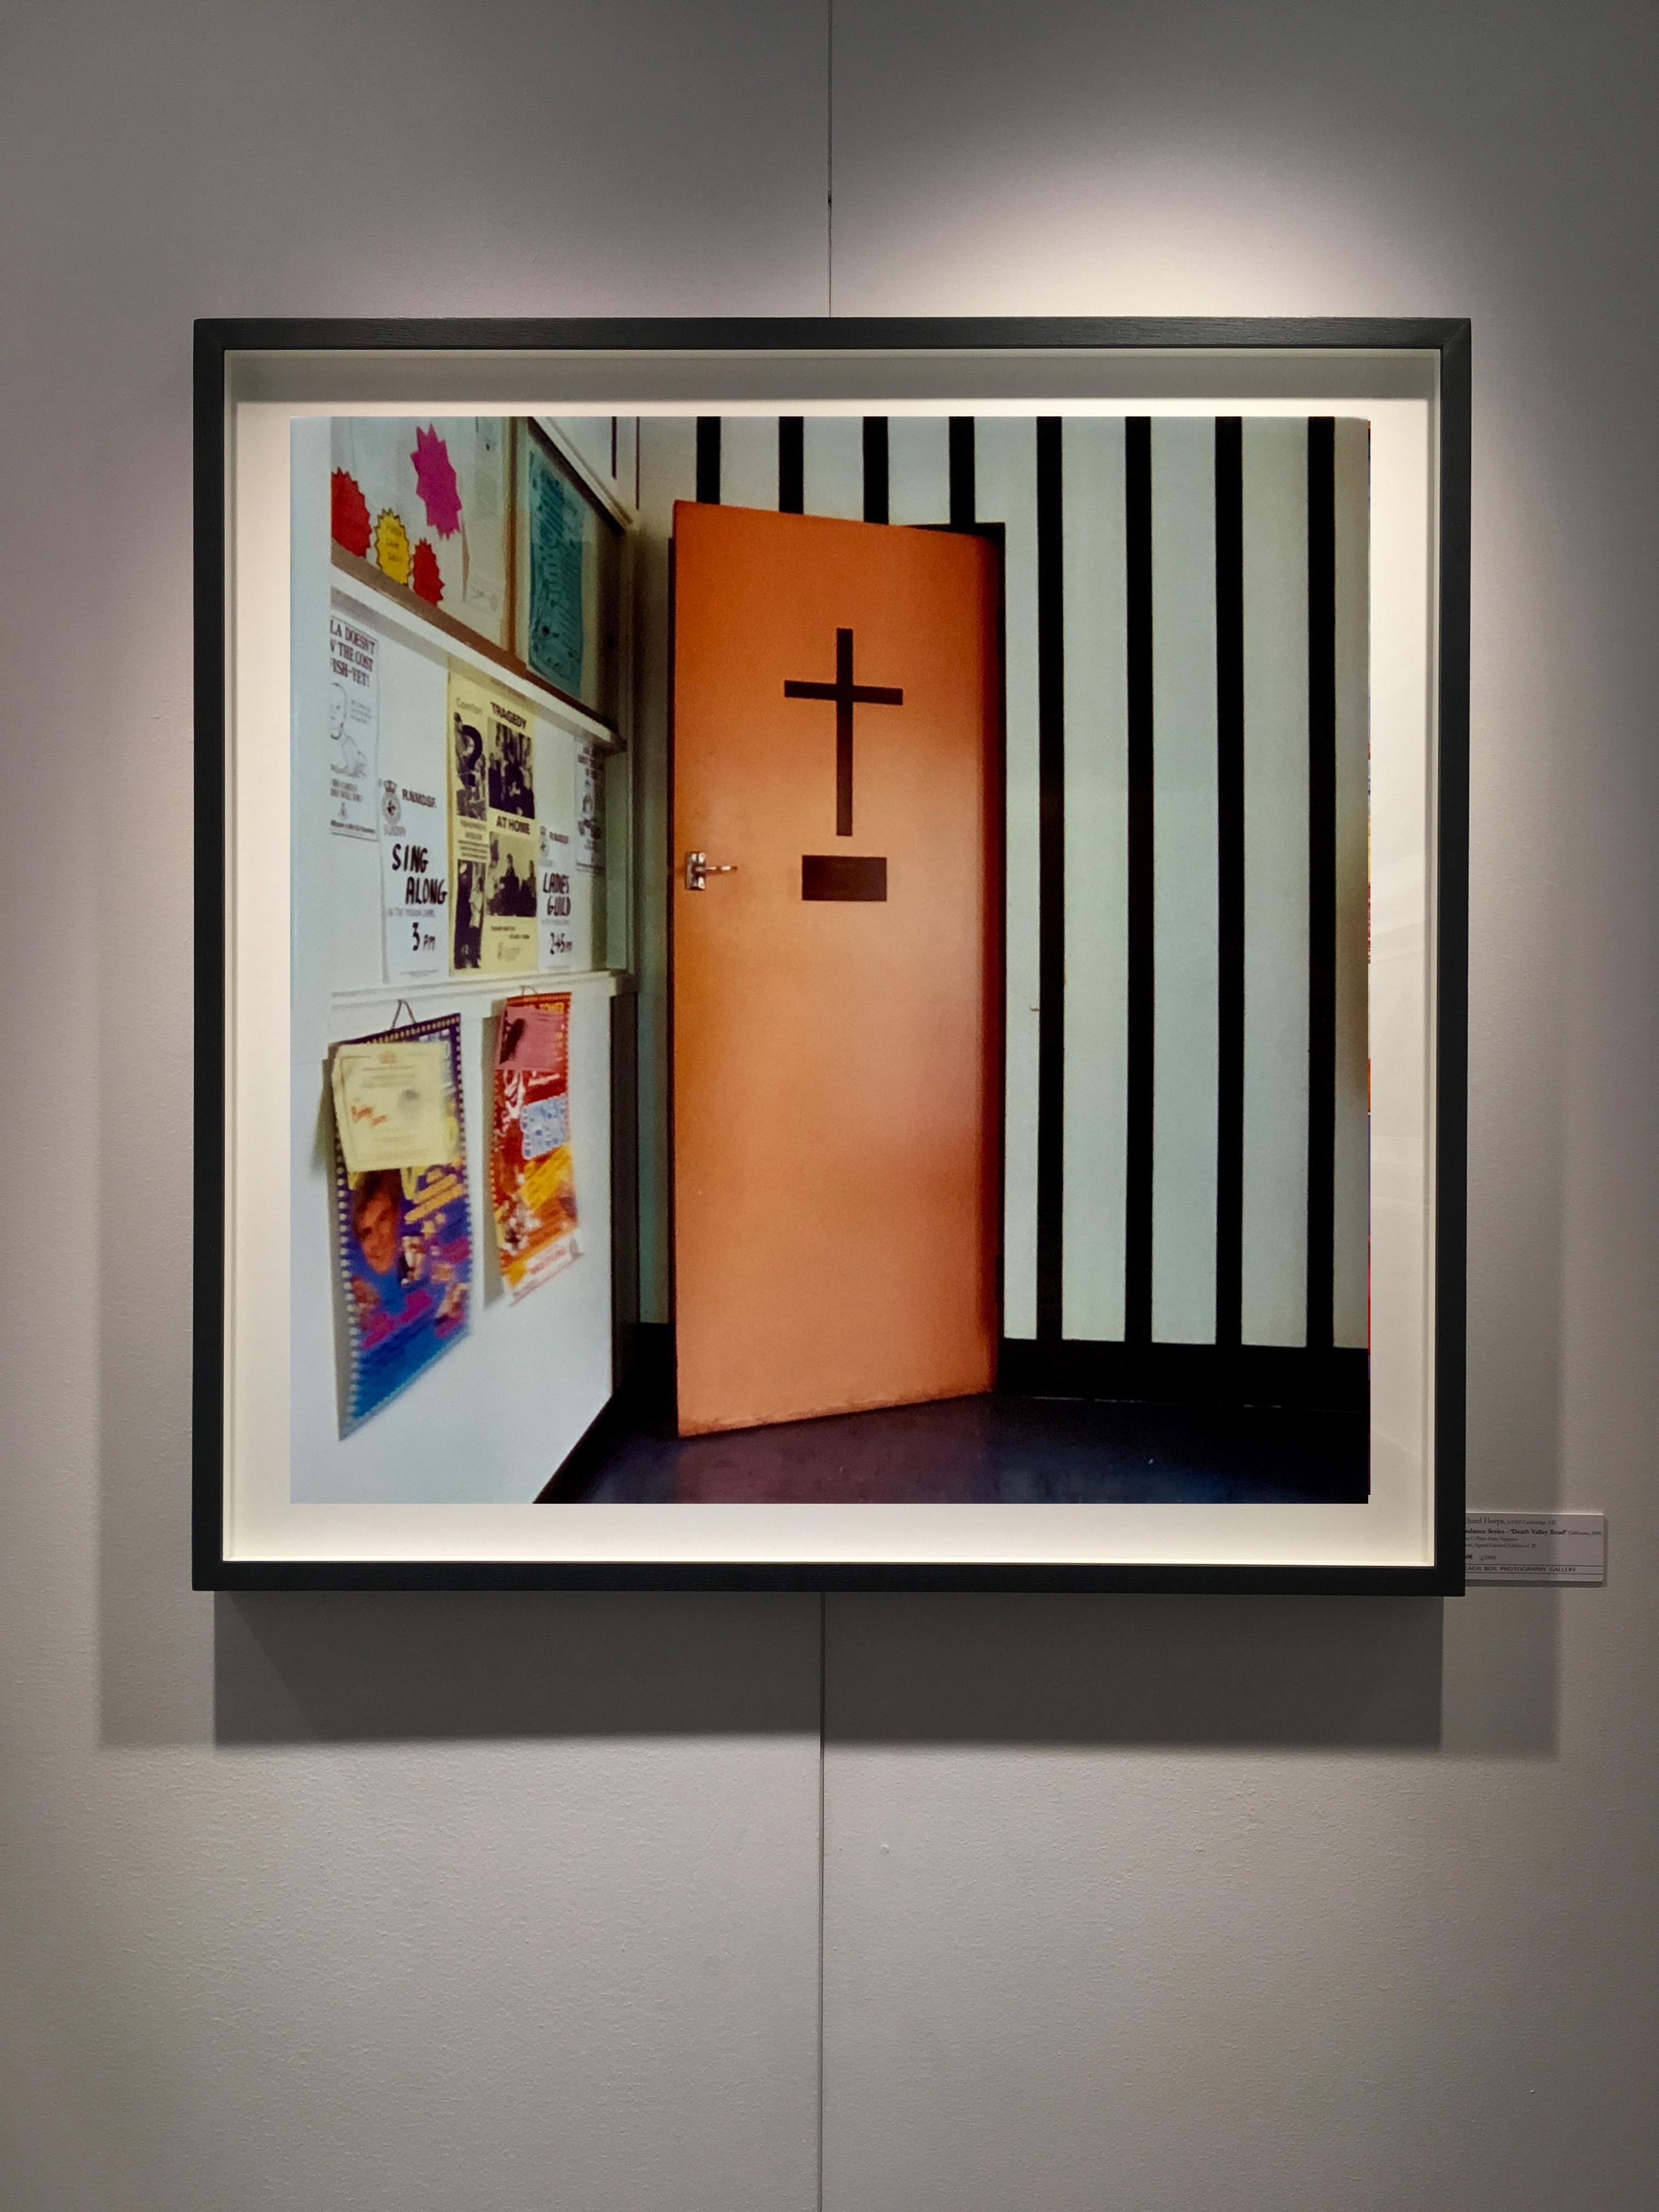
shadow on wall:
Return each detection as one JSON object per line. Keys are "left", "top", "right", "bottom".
{"left": 212, "top": 1590, "right": 821, "bottom": 1744}
{"left": 211, "top": 1587, "right": 1560, "bottom": 1757}
{"left": 825, "top": 1595, "right": 1451, "bottom": 1750}
{"left": 825, "top": 1594, "right": 1559, "bottom": 1757}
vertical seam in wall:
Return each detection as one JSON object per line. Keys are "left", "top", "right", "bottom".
{"left": 826, "top": 0, "right": 834, "bottom": 314}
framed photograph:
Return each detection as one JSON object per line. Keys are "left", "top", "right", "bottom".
{"left": 195, "top": 315, "right": 1469, "bottom": 1592}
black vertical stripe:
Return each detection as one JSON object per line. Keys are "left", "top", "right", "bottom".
{"left": 1306, "top": 418, "right": 1337, "bottom": 1352}
{"left": 695, "top": 417, "right": 721, "bottom": 505}
{"left": 1035, "top": 418, "right": 1065, "bottom": 1341}
{"left": 949, "top": 416, "right": 975, "bottom": 528}
{"left": 1214, "top": 419, "right": 1245, "bottom": 1350}
{"left": 1124, "top": 418, "right": 1155, "bottom": 1345}
{"left": 862, "top": 417, "right": 889, "bottom": 523}
{"left": 778, "top": 417, "right": 804, "bottom": 513}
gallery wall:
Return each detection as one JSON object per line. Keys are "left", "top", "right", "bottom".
{"left": 3, "top": 2, "right": 1656, "bottom": 2209}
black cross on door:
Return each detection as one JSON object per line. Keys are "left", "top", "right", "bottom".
{"left": 783, "top": 627, "right": 904, "bottom": 837}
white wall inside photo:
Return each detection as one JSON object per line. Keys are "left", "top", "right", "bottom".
{"left": 288, "top": 421, "right": 616, "bottom": 1508}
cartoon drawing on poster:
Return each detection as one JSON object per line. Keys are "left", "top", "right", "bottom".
{"left": 329, "top": 1013, "right": 472, "bottom": 1434}
{"left": 539, "top": 821, "right": 576, "bottom": 968}
{"left": 575, "top": 742, "right": 604, "bottom": 873}
{"left": 490, "top": 994, "right": 579, "bottom": 1302}
{"left": 379, "top": 776, "right": 446, "bottom": 980}
{"left": 328, "top": 613, "right": 379, "bottom": 840}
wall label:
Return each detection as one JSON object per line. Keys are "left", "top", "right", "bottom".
{"left": 1465, "top": 1512, "right": 1606, "bottom": 1584}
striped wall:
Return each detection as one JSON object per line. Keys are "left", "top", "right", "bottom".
{"left": 627, "top": 414, "right": 1369, "bottom": 1397}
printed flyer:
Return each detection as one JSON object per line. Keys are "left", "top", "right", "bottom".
{"left": 328, "top": 612, "right": 379, "bottom": 840}
{"left": 330, "top": 1013, "right": 472, "bottom": 1434}
{"left": 490, "top": 992, "right": 580, "bottom": 1302}
{"left": 575, "top": 741, "right": 605, "bottom": 873}
{"left": 380, "top": 774, "right": 447, "bottom": 980}
{"left": 539, "top": 821, "right": 576, "bottom": 967}
{"left": 448, "top": 669, "right": 538, "bottom": 975}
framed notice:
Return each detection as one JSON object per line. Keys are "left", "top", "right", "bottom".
{"left": 196, "top": 316, "right": 1469, "bottom": 1591}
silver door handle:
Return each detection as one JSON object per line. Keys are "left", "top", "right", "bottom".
{"left": 684, "top": 850, "right": 739, "bottom": 891}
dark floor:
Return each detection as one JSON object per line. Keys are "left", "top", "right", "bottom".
{"left": 544, "top": 1388, "right": 1370, "bottom": 1505}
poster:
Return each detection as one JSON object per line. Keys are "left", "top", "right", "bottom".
{"left": 525, "top": 437, "right": 590, "bottom": 699}
{"left": 484, "top": 695, "right": 538, "bottom": 970}
{"left": 330, "top": 1014, "right": 471, "bottom": 1432}
{"left": 456, "top": 419, "right": 509, "bottom": 635}
{"left": 576, "top": 741, "right": 604, "bottom": 873}
{"left": 331, "top": 417, "right": 510, "bottom": 646}
{"left": 448, "top": 673, "right": 538, "bottom": 976}
{"left": 379, "top": 774, "right": 446, "bottom": 980}
{"left": 539, "top": 821, "right": 576, "bottom": 968}
{"left": 327, "top": 612, "right": 379, "bottom": 840}
{"left": 490, "top": 993, "right": 580, "bottom": 1302}
{"left": 448, "top": 671, "right": 489, "bottom": 972}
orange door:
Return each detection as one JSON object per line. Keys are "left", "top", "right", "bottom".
{"left": 672, "top": 501, "right": 1001, "bottom": 1436}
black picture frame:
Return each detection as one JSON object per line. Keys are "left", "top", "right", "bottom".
{"left": 195, "top": 315, "right": 1470, "bottom": 1594}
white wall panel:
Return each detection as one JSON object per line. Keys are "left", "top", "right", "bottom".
{"left": 973, "top": 417, "right": 1042, "bottom": 1338}
{"left": 1240, "top": 418, "right": 1311, "bottom": 1345}
{"left": 887, "top": 414, "right": 951, "bottom": 524}
{"left": 1149, "top": 419, "right": 1219, "bottom": 1343}
{"left": 719, "top": 415, "right": 781, "bottom": 511}
{"left": 1059, "top": 417, "right": 1129, "bottom": 1339}
{"left": 802, "top": 415, "right": 865, "bottom": 517}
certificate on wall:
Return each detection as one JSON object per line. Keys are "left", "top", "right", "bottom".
{"left": 489, "top": 992, "right": 579, "bottom": 1302}
{"left": 329, "top": 1013, "right": 472, "bottom": 1432}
